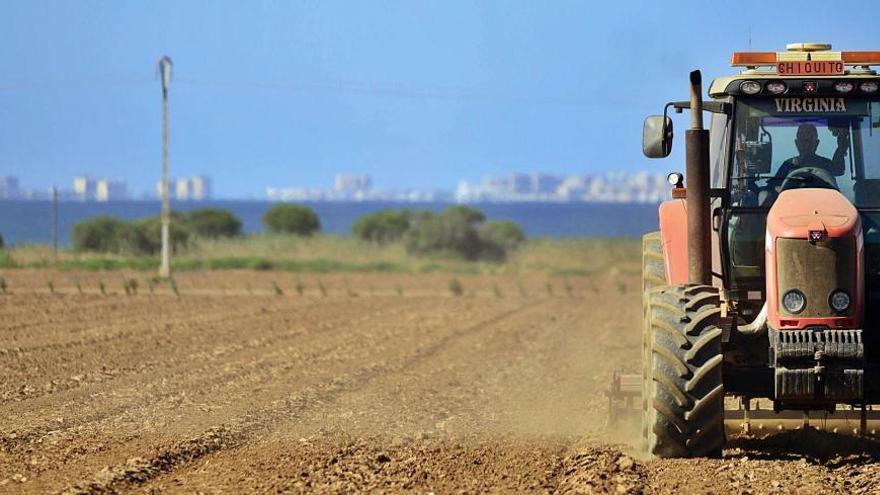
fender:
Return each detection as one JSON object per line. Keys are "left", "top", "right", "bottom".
{"left": 658, "top": 198, "right": 689, "bottom": 285}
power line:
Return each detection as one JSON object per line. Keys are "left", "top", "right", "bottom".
{"left": 0, "top": 74, "right": 619, "bottom": 107}
{"left": 175, "top": 77, "right": 614, "bottom": 107}
{"left": 0, "top": 78, "right": 152, "bottom": 92}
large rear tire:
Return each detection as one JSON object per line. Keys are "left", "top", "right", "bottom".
{"left": 641, "top": 232, "right": 665, "bottom": 451}
{"left": 643, "top": 284, "right": 725, "bottom": 458}
{"left": 642, "top": 232, "right": 665, "bottom": 298}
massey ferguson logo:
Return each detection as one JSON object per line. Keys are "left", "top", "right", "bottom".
{"left": 774, "top": 97, "right": 847, "bottom": 113}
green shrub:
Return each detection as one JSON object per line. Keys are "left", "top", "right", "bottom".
{"left": 0, "top": 233, "right": 4, "bottom": 250}
{"left": 263, "top": 203, "right": 320, "bottom": 236}
{"left": 352, "top": 209, "right": 412, "bottom": 244}
{"left": 481, "top": 220, "right": 526, "bottom": 251}
{"left": 72, "top": 216, "right": 129, "bottom": 252}
{"left": 114, "top": 222, "right": 150, "bottom": 254}
{"left": 0, "top": 252, "right": 15, "bottom": 268}
{"left": 72, "top": 214, "right": 189, "bottom": 255}
{"left": 118, "top": 214, "right": 190, "bottom": 255}
{"left": 403, "top": 206, "right": 522, "bottom": 262}
{"left": 186, "top": 208, "right": 242, "bottom": 239}
{"left": 474, "top": 220, "right": 527, "bottom": 262}
{"left": 404, "top": 207, "right": 480, "bottom": 260}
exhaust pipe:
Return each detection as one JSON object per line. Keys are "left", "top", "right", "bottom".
{"left": 686, "top": 70, "right": 711, "bottom": 285}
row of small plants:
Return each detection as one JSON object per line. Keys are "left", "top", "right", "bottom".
{"left": 0, "top": 275, "right": 596, "bottom": 297}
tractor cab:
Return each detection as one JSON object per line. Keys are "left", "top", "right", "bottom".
{"left": 714, "top": 53, "right": 880, "bottom": 322}
{"left": 632, "top": 43, "right": 880, "bottom": 458}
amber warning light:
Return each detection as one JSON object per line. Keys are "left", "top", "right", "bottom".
{"left": 731, "top": 51, "right": 880, "bottom": 69}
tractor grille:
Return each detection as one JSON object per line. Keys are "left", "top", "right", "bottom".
{"left": 771, "top": 328, "right": 864, "bottom": 401}
{"left": 772, "top": 328, "right": 863, "bottom": 360}
{"left": 776, "top": 237, "right": 856, "bottom": 318}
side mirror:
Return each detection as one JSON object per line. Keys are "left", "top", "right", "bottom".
{"left": 643, "top": 115, "right": 673, "bottom": 158}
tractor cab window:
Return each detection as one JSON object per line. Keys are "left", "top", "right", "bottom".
{"left": 709, "top": 111, "right": 731, "bottom": 189}
{"left": 726, "top": 97, "right": 880, "bottom": 288}
{"left": 730, "top": 98, "right": 880, "bottom": 208}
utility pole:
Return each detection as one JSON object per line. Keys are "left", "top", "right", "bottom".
{"left": 158, "top": 55, "right": 173, "bottom": 278}
{"left": 51, "top": 186, "right": 58, "bottom": 265}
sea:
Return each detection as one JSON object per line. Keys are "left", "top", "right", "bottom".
{"left": 0, "top": 200, "right": 660, "bottom": 246}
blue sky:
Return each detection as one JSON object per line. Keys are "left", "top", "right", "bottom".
{"left": 1, "top": 1, "right": 877, "bottom": 198}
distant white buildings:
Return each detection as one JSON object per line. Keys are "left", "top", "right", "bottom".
{"left": 0, "top": 174, "right": 215, "bottom": 201}
{"left": 267, "top": 174, "right": 448, "bottom": 202}
{"left": 74, "top": 176, "right": 128, "bottom": 201}
{"left": 455, "top": 173, "right": 571, "bottom": 201}
{"left": 190, "top": 176, "right": 211, "bottom": 201}
{"left": 157, "top": 175, "right": 212, "bottom": 201}
{"left": 334, "top": 174, "right": 371, "bottom": 197}
{"left": 96, "top": 180, "right": 128, "bottom": 202}
{"left": 266, "top": 187, "right": 317, "bottom": 201}
{"left": 0, "top": 176, "right": 58, "bottom": 200}
{"left": 454, "top": 171, "right": 670, "bottom": 203}
{"left": 73, "top": 176, "right": 96, "bottom": 200}
{"left": 266, "top": 170, "right": 670, "bottom": 204}
{"left": 1, "top": 169, "right": 667, "bottom": 204}
{"left": 0, "top": 176, "right": 21, "bottom": 199}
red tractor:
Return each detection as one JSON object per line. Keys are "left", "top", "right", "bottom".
{"left": 637, "top": 43, "right": 880, "bottom": 457}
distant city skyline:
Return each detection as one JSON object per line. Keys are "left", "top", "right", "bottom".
{"left": 2, "top": 168, "right": 670, "bottom": 204}
{"left": 0, "top": 174, "right": 212, "bottom": 202}
{"left": 1, "top": 2, "right": 876, "bottom": 197}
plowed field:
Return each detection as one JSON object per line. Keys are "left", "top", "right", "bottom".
{"left": 2, "top": 270, "right": 880, "bottom": 494}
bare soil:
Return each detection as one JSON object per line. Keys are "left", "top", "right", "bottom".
{"left": 2, "top": 270, "right": 880, "bottom": 493}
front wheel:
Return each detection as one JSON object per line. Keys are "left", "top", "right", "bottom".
{"left": 643, "top": 284, "right": 725, "bottom": 458}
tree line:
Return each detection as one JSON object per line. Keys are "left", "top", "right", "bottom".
{"left": 69, "top": 203, "right": 525, "bottom": 261}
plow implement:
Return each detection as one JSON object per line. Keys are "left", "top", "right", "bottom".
{"left": 608, "top": 371, "right": 880, "bottom": 436}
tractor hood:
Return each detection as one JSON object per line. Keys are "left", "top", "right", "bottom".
{"left": 767, "top": 188, "right": 860, "bottom": 241}
{"left": 765, "top": 188, "right": 864, "bottom": 331}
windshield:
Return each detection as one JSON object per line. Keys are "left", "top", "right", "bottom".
{"left": 730, "top": 97, "right": 880, "bottom": 208}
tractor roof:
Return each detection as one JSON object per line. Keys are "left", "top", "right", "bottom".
{"left": 708, "top": 43, "right": 880, "bottom": 98}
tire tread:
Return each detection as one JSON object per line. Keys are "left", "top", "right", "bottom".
{"left": 645, "top": 284, "right": 725, "bottom": 458}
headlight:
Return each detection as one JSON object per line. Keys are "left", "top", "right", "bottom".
{"left": 834, "top": 81, "right": 855, "bottom": 93}
{"left": 829, "top": 290, "right": 851, "bottom": 313}
{"left": 667, "top": 172, "right": 684, "bottom": 187}
{"left": 740, "top": 81, "right": 762, "bottom": 95}
{"left": 765, "top": 81, "right": 787, "bottom": 94}
{"left": 860, "top": 81, "right": 879, "bottom": 93}
{"left": 782, "top": 289, "right": 806, "bottom": 314}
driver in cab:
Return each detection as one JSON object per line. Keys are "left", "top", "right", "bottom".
{"left": 775, "top": 123, "right": 848, "bottom": 180}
